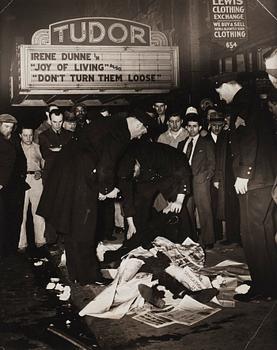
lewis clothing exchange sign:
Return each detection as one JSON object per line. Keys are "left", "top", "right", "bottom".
{"left": 209, "top": 0, "right": 248, "bottom": 50}
{"left": 16, "top": 17, "right": 179, "bottom": 94}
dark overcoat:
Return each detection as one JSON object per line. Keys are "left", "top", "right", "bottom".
{"left": 1, "top": 135, "right": 28, "bottom": 254}
{"left": 37, "top": 118, "right": 130, "bottom": 241}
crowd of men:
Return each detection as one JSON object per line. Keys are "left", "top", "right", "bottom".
{"left": 0, "top": 48, "right": 277, "bottom": 302}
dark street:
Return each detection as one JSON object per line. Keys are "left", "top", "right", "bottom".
{"left": 0, "top": 249, "right": 99, "bottom": 350}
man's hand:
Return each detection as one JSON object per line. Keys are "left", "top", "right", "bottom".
{"left": 234, "top": 177, "right": 249, "bottom": 194}
{"left": 98, "top": 193, "right": 106, "bottom": 200}
{"left": 235, "top": 116, "right": 246, "bottom": 129}
{"left": 213, "top": 181, "right": 219, "bottom": 189}
{"left": 163, "top": 194, "right": 185, "bottom": 214}
{"left": 126, "top": 217, "right": 136, "bottom": 240}
{"left": 127, "top": 225, "right": 136, "bottom": 240}
{"left": 169, "top": 193, "right": 185, "bottom": 213}
{"left": 106, "top": 187, "right": 120, "bottom": 199}
{"left": 170, "top": 200, "right": 182, "bottom": 213}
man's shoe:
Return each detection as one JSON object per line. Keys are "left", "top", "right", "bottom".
{"left": 138, "top": 284, "right": 165, "bottom": 308}
{"left": 233, "top": 288, "right": 264, "bottom": 302}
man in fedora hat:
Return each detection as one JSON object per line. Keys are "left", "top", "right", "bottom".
{"left": 213, "top": 72, "right": 277, "bottom": 301}
{"left": 150, "top": 98, "right": 169, "bottom": 140}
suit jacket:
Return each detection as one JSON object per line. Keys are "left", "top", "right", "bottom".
{"left": 178, "top": 136, "right": 215, "bottom": 184}
{"left": 151, "top": 112, "right": 168, "bottom": 141}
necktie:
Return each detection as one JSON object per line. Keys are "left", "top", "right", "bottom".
{"left": 186, "top": 138, "right": 193, "bottom": 160}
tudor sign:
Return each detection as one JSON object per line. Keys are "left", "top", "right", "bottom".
{"left": 17, "top": 17, "right": 179, "bottom": 94}
{"left": 50, "top": 17, "right": 151, "bottom": 46}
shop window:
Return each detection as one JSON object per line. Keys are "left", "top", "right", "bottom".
{"left": 236, "top": 54, "right": 245, "bottom": 72}
{"left": 224, "top": 57, "right": 232, "bottom": 72}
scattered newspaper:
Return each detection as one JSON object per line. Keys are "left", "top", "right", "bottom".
{"left": 151, "top": 237, "right": 205, "bottom": 271}
{"left": 79, "top": 258, "right": 153, "bottom": 319}
{"left": 133, "top": 311, "right": 175, "bottom": 328}
{"left": 133, "top": 295, "right": 221, "bottom": 328}
{"left": 166, "top": 265, "right": 212, "bottom": 291}
{"left": 200, "top": 260, "right": 251, "bottom": 282}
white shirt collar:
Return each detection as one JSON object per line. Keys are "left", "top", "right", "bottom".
{"left": 211, "top": 132, "right": 217, "bottom": 143}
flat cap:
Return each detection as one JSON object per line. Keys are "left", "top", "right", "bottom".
{"left": 0, "top": 114, "right": 18, "bottom": 124}
{"left": 185, "top": 106, "right": 198, "bottom": 116}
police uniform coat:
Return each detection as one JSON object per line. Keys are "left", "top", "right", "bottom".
{"left": 228, "top": 87, "right": 277, "bottom": 296}
{"left": 117, "top": 141, "right": 192, "bottom": 239}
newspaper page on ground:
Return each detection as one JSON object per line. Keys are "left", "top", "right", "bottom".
{"left": 133, "top": 295, "right": 221, "bottom": 328}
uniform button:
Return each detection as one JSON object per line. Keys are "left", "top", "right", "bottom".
{"left": 92, "top": 168, "right": 97, "bottom": 174}
{"left": 247, "top": 171, "right": 251, "bottom": 174}
{"left": 248, "top": 167, "right": 252, "bottom": 170}
{"left": 228, "top": 141, "right": 231, "bottom": 144}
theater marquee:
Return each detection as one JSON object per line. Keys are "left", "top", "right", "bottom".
{"left": 16, "top": 17, "right": 179, "bottom": 95}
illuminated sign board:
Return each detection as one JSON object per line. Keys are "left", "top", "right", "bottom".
{"left": 16, "top": 17, "right": 179, "bottom": 95}
{"left": 19, "top": 45, "right": 178, "bottom": 93}
{"left": 49, "top": 17, "right": 151, "bottom": 46}
{"left": 209, "top": 0, "right": 248, "bottom": 50}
